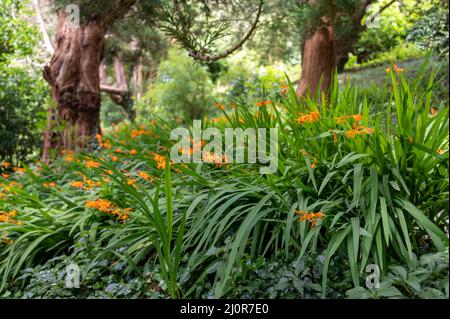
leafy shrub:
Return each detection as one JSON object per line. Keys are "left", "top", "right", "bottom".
{"left": 145, "top": 48, "right": 214, "bottom": 120}
{"left": 0, "top": 67, "right": 48, "bottom": 165}
{"left": 408, "top": 4, "right": 449, "bottom": 57}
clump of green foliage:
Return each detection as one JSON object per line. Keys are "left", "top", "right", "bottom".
{"left": 145, "top": 48, "right": 214, "bottom": 120}
{"left": 408, "top": 3, "right": 449, "bottom": 57}
{"left": 0, "top": 59, "right": 448, "bottom": 299}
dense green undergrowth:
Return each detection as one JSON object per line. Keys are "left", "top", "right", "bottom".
{"left": 0, "top": 58, "right": 448, "bottom": 299}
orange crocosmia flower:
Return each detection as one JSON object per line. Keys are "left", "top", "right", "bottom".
{"left": 129, "top": 149, "right": 137, "bottom": 155}
{"left": 96, "top": 134, "right": 103, "bottom": 143}
{"left": 127, "top": 178, "right": 137, "bottom": 186}
{"left": 179, "top": 147, "right": 193, "bottom": 156}
{"left": 131, "top": 130, "right": 146, "bottom": 138}
{"left": 111, "top": 156, "right": 119, "bottom": 162}
{"left": 202, "top": 152, "right": 223, "bottom": 165}
{"left": 1, "top": 174, "right": 9, "bottom": 179}
{"left": 115, "top": 148, "right": 123, "bottom": 153}
{"left": 137, "top": 171, "right": 150, "bottom": 181}
{"left": 430, "top": 107, "right": 438, "bottom": 116}
{"left": 106, "top": 170, "right": 114, "bottom": 175}
{"left": 393, "top": 64, "right": 404, "bottom": 74}
{"left": 42, "top": 182, "right": 57, "bottom": 188}
{"left": 215, "top": 103, "right": 225, "bottom": 111}
{"left": 352, "top": 114, "right": 364, "bottom": 122}
{"left": 264, "top": 100, "right": 272, "bottom": 106}
{"left": 86, "top": 161, "right": 101, "bottom": 168}
{"left": 86, "top": 199, "right": 114, "bottom": 213}
{"left": 152, "top": 153, "right": 167, "bottom": 169}
{"left": 86, "top": 199, "right": 132, "bottom": 223}
{"left": 336, "top": 116, "right": 347, "bottom": 124}
{"left": 294, "top": 210, "right": 325, "bottom": 228}
{"left": 0, "top": 210, "right": 20, "bottom": 224}
{"left": 345, "top": 129, "right": 357, "bottom": 138}
{"left": 297, "top": 111, "right": 320, "bottom": 125}
{"left": 256, "top": 101, "right": 265, "bottom": 107}
{"left": 311, "top": 159, "right": 318, "bottom": 170}
{"left": 100, "top": 141, "right": 112, "bottom": 149}
{"left": 281, "top": 83, "right": 289, "bottom": 95}
{"left": 1, "top": 162, "right": 10, "bottom": 168}
{"left": 70, "top": 181, "right": 84, "bottom": 189}
{"left": 315, "top": 212, "right": 325, "bottom": 219}
{"left": 13, "top": 167, "right": 26, "bottom": 174}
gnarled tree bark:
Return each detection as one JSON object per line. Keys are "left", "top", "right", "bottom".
{"left": 43, "top": 11, "right": 105, "bottom": 154}
{"left": 41, "top": 0, "right": 136, "bottom": 163}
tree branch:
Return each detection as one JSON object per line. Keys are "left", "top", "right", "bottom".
{"left": 378, "top": 0, "right": 397, "bottom": 15}
{"left": 187, "top": 0, "right": 264, "bottom": 62}
{"left": 32, "top": 0, "right": 54, "bottom": 55}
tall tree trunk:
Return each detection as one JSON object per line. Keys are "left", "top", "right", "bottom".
{"left": 42, "top": 11, "right": 105, "bottom": 157}
{"left": 40, "top": 0, "right": 136, "bottom": 162}
{"left": 296, "top": 26, "right": 336, "bottom": 99}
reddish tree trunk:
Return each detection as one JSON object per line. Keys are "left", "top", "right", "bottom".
{"left": 42, "top": 11, "right": 105, "bottom": 160}
{"left": 41, "top": 1, "right": 136, "bottom": 162}
{"left": 296, "top": 26, "right": 336, "bottom": 99}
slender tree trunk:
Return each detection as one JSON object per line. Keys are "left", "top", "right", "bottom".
{"left": 42, "top": 11, "right": 105, "bottom": 158}
{"left": 296, "top": 26, "right": 336, "bottom": 99}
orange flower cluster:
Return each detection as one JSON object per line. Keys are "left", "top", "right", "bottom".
{"left": 0, "top": 181, "right": 21, "bottom": 192}
{"left": 63, "top": 150, "right": 76, "bottom": 162}
{"left": 42, "top": 182, "right": 57, "bottom": 188}
{"left": 386, "top": 64, "right": 404, "bottom": 74}
{"left": 345, "top": 124, "right": 374, "bottom": 138}
{"left": 96, "top": 134, "right": 112, "bottom": 149}
{"left": 152, "top": 153, "right": 168, "bottom": 169}
{"left": 336, "top": 114, "right": 364, "bottom": 124}
{"left": 129, "top": 149, "right": 137, "bottom": 155}
{"left": 0, "top": 210, "right": 22, "bottom": 225}
{"left": 85, "top": 199, "right": 132, "bottom": 222}
{"left": 430, "top": 107, "right": 438, "bottom": 116}
{"left": 281, "top": 83, "right": 289, "bottom": 95}
{"left": 12, "top": 167, "right": 26, "bottom": 174}
{"left": 137, "top": 171, "right": 153, "bottom": 182}
{"left": 215, "top": 103, "right": 225, "bottom": 111}
{"left": 1, "top": 162, "right": 10, "bottom": 168}
{"left": 295, "top": 210, "right": 325, "bottom": 228}
{"left": 130, "top": 129, "right": 150, "bottom": 138}
{"left": 70, "top": 175, "right": 102, "bottom": 191}
{"left": 297, "top": 111, "right": 320, "bottom": 125}
{"left": 85, "top": 160, "right": 101, "bottom": 168}
{"left": 257, "top": 100, "right": 272, "bottom": 107}
{"left": 202, "top": 152, "right": 228, "bottom": 167}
